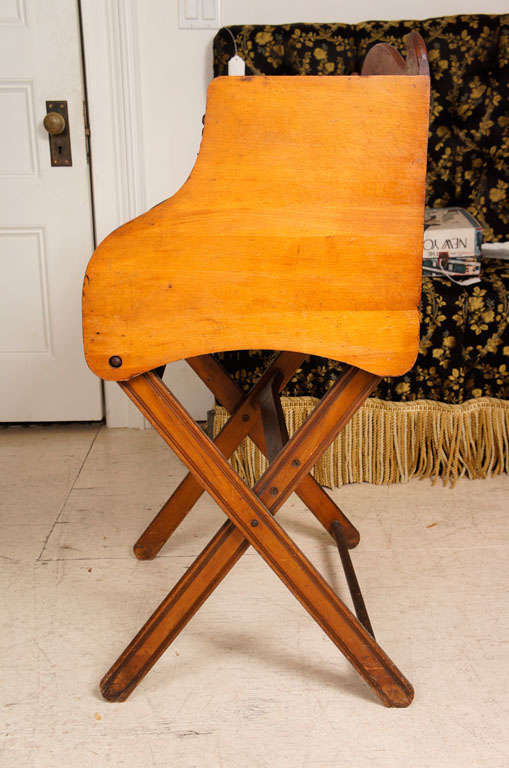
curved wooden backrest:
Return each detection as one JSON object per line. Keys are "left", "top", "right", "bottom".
{"left": 83, "top": 36, "right": 429, "bottom": 381}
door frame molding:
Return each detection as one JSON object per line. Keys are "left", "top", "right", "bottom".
{"left": 80, "top": 0, "right": 146, "bottom": 426}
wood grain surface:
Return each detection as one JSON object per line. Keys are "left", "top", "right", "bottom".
{"left": 82, "top": 74, "right": 429, "bottom": 380}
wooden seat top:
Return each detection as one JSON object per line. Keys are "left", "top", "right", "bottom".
{"left": 83, "top": 73, "right": 429, "bottom": 380}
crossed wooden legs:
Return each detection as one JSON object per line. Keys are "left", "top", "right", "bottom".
{"left": 134, "top": 352, "right": 359, "bottom": 559}
{"left": 99, "top": 359, "right": 414, "bottom": 707}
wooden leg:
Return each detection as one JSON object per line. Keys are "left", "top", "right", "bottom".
{"left": 260, "top": 374, "right": 376, "bottom": 639}
{"left": 190, "top": 357, "right": 362, "bottom": 547}
{"left": 133, "top": 352, "right": 305, "bottom": 559}
{"left": 100, "top": 370, "right": 413, "bottom": 708}
{"left": 135, "top": 354, "right": 359, "bottom": 559}
{"left": 191, "top": 356, "right": 361, "bottom": 545}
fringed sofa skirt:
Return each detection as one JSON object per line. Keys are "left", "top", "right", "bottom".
{"left": 213, "top": 397, "right": 509, "bottom": 487}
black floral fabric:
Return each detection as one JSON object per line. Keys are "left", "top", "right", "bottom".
{"left": 212, "top": 16, "right": 508, "bottom": 404}
{"left": 214, "top": 15, "right": 508, "bottom": 241}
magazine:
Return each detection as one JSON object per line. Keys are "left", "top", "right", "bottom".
{"left": 423, "top": 208, "right": 483, "bottom": 284}
{"left": 423, "top": 207, "right": 482, "bottom": 259}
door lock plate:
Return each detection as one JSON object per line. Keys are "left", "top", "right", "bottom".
{"left": 45, "top": 101, "right": 72, "bottom": 167}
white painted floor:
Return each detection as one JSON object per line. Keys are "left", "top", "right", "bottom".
{"left": 1, "top": 423, "right": 508, "bottom": 768}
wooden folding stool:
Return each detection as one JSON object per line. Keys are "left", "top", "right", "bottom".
{"left": 82, "top": 33, "right": 430, "bottom": 706}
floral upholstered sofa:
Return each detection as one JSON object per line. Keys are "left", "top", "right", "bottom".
{"left": 211, "top": 15, "right": 508, "bottom": 486}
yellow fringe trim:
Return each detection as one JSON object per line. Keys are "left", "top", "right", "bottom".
{"left": 213, "top": 397, "right": 509, "bottom": 487}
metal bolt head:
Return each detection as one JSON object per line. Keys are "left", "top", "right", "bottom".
{"left": 292, "top": 459, "right": 300, "bottom": 467}
{"left": 270, "top": 487, "right": 278, "bottom": 496}
{"left": 250, "top": 519, "right": 259, "bottom": 527}
{"left": 241, "top": 413, "right": 250, "bottom": 422}
{"left": 108, "top": 355, "right": 123, "bottom": 368}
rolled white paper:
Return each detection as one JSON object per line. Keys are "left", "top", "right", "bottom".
{"left": 228, "top": 55, "right": 246, "bottom": 76}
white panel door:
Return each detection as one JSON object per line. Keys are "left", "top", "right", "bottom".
{"left": 0, "top": 0, "right": 102, "bottom": 421}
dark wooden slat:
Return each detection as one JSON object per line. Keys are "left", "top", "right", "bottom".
{"left": 100, "top": 370, "right": 413, "bottom": 708}
{"left": 258, "top": 373, "right": 287, "bottom": 464}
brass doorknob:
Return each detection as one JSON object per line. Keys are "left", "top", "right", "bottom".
{"left": 43, "top": 111, "right": 66, "bottom": 136}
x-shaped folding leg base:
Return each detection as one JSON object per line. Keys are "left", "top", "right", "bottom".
{"left": 100, "top": 358, "right": 414, "bottom": 707}
{"left": 134, "top": 352, "right": 360, "bottom": 559}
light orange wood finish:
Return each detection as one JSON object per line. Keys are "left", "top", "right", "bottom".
{"left": 82, "top": 74, "right": 429, "bottom": 381}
